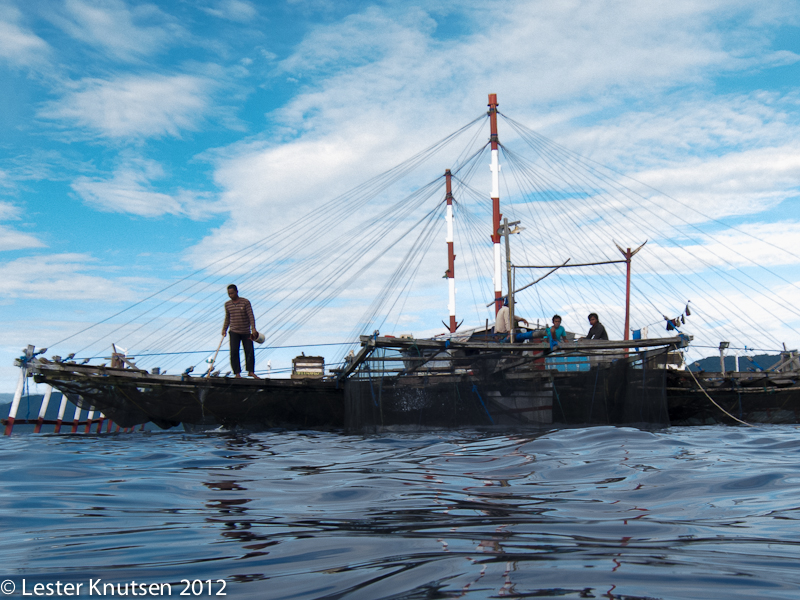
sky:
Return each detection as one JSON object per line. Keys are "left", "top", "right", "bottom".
{"left": 2, "top": 0, "right": 800, "bottom": 392}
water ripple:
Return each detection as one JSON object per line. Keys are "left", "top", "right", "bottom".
{"left": 2, "top": 425, "right": 800, "bottom": 598}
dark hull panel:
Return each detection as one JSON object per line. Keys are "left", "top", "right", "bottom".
{"left": 33, "top": 365, "right": 344, "bottom": 429}
{"left": 344, "top": 360, "right": 669, "bottom": 431}
{"left": 667, "top": 376, "right": 800, "bottom": 425}
{"left": 25, "top": 351, "right": 800, "bottom": 432}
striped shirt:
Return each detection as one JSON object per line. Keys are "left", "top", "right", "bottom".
{"left": 224, "top": 298, "right": 256, "bottom": 335}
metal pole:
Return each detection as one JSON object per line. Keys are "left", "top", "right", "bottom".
{"left": 624, "top": 247, "right": 631, "bottom": 341}
{"left": 503, "top": 218, "right": 515, "bottom": 343}
{"left": 616, "top": 241, "right": 646, "bottom": 341}
{"left": 445, "top": 169, "right": 457, "bottom": 332}
{"left": 489, "top": 93, "right": 503, "bottom": 315}
{"left": 719, "top": 342, "right": 729, "bottom": 376}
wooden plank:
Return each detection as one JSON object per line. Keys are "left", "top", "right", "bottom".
{"left": 337, "top": 339, "right": 376, "bottom": 381}
{"left": 359, "top": 335, "right": 688, "bottom": 351}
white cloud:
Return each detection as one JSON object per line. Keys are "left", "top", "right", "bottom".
{"left": 636, "top": 221, "right": 800, "bottom": 274}
{"left": 52, "top": 0, "right": 183, "bottom": 61}
{"left": 39, "top": 73, "right": 216, "bottom": 139}
{"left": 0, "top": 201, "right": 44, "bottom": 251}
{"left": 229, "top": 0, "right": 800, "bottom": 226}
{"left": 0, "top": 199, "right": 19, "bottom": 219}
{"left": 0, "top": 253, "right": 138, "bottom": 301}
{"left": 0, "top": 3, "right": 49, "bottom": 67}
{"left": 71, "top": 158, "right": 220, "bottom": 218}
{"left": 0, "top": 226, "right": 43, "bottom": 251}
{"left": 201, "top": 0, "right": 258, "bottom": 22}
{"left": 272, "top": 0, "right": 781, "bottom": 128}
{"left": 635, "top": 147, "right": 800, "bottom": 217}
{"left": 180, "top": 0, "right": 800, "bottom": 354}
{"left": 6, "top": 0, "right": 800, "bottom": 386}
{"left": 559, "top": 92, "right": 800, "bottom": 167}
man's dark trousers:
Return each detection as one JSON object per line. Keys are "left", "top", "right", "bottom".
{"left": 229, "top": 331, "right": 255, "bottom": 373}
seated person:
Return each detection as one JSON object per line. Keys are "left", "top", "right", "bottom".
{"left": 546, "top": 314, "right": 567, "bottom": 346}
{"left": 496, "top": 298, "right": 534, "bottom": 342}
{"left": 586, "top": 312, "right": 609, "bottom": 340}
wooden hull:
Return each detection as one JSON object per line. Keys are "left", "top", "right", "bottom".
{"left": 27, "top": 350, "right": 800, "bottom": 433}
{"left": 667, "top": 370, "right": 800, "bottom": 425}
{"left": 31, "top": 362, "right": 344, "bottom": 430}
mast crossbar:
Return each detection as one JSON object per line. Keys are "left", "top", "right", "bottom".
{"left": 514, "top": 260, "right": 627, "bottom": 268}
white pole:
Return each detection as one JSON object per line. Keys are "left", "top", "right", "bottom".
{"left": 488, "top": 94, "right": 502, "bottom": 314}
{"left": 54, "top": 394, "right": 68, "bottom": 433}
{"left": 36, "top": 385, "right": 53, "bottom": 420}
{"left": 34, "top": 385, "right": 53, "bottom": 433}
{"left": 719, "top": 342, "right": 728, "bottom": 376}
{"left": 85, "top": 408, "right": 95, "bottom": 433}
{"left": 491, "top": 147, "right": 502, "bottom": 303}
{"left": 445, "top": 169, "right": 456, "bottom": 331}
{"left": 446, "top": 204, "right": 455, "bottom": 319}
{"left": 71, "top": 403, "right": 82, "bottom": 433}
{"left": 3, "top": 367, "right": 26, "bottom": 435}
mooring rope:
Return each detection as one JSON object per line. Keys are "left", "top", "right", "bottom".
{"left": 686, "top": 368, "right": 754, "bottom": 427}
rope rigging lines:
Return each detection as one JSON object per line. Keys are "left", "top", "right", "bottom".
{"left": 497, "top": 112, "right": 800, "bottom": 352}
{"left": 45, "top": 107, "right": 799, "bottom": 374}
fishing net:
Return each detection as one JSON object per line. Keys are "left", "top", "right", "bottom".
{"left": 344, "top": 347, "right": 669, "bottom": 432}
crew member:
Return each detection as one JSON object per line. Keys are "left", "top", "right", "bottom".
{"left": 222, "top": 284, "right": 260, "bottom": 379}
{"left": 496, "top": 297, "right": 531, "bottom": 341}
{"left": 586, "top": 313, "right": 609, "bottom": 340}
{"left": 546, "top": 314, "right": 567, "bottom": 346}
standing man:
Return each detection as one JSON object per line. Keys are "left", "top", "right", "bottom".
{"left": 586, "top": 313, "right": 609, "bottom": 340}
{"left": 222, "top": 284, "right": 260, "bottom": 379}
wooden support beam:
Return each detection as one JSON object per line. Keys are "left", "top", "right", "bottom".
{"left": 337, "top": 339, "right": 376, "bottom": 381}
{"left": 358, "top": 335, "right": 688, "bottom": 352}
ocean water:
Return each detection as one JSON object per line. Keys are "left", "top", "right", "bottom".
{"left": 1, "top": 426, "right": 799, "bottom": 599}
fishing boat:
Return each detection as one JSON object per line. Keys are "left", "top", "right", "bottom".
{"left": 667, "top": 347, "right": 800, "bottom": 425}
{"left": 6, "top": 94, "right": 798, "bottom": 434}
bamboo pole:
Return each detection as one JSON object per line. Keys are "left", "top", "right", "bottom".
{"left": 33, "top": 385, "right": 53, "bottom": 433}
{"left": 3, "top": 367, "right": 26, "bottom": 436}
{"left": 54, "top": 394, "right": 68, "bottom": 433}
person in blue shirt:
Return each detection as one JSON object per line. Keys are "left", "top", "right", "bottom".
{"left": 546, "top": 315, "right": 567, "bottom": 346}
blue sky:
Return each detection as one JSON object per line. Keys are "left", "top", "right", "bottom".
{"left": 2, "top": 0, "right": 800, "bottom": 391}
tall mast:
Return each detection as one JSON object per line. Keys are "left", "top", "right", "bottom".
{"left": 489, "top": 94, "right": 502, "bottom": 314}
{"left": 624, "top": 247, "right": 632, "bottom": 341}
{"left": 445, "top": 169, "right": 456, "bottom": 333}
{"left": 616, "top": 241, "right": 646, "bottom": 341}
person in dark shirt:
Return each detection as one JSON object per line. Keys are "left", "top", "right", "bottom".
{"left": 586, "top": 313, "right": 609, "bottom": 340}
{"left": 222, "top": 284, "right": 260, "bottom": 378}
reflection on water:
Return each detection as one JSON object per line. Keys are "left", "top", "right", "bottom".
{"left": 2, "top": 426, "right": 800, "bottom": 599}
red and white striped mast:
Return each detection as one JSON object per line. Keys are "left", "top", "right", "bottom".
{"left": 445, "top": 169, "right": 456, "bottom": 333}
{"left": 489, "top": 94, "right": 503, "bottom": 314}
